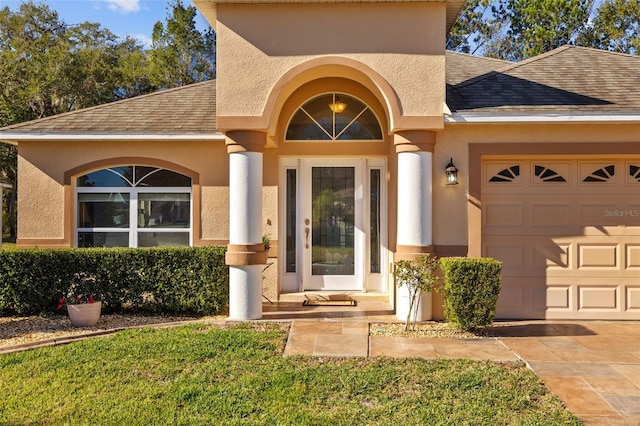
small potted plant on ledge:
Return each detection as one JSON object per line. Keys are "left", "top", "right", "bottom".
{"left": 58, "top": 294, "right": 102, "bottom": 327}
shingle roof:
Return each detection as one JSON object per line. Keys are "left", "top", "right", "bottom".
{"left": 445, "top": 50, "right": 512, "bottom": 86}
{"left": 1, "top": 46, "right": 639, "bottom": 139}
{"left": 0, "top": 80, "right": 217, "bottom": 135}
{"left": 447, "top": 45, "right": 640, "bottom": 114}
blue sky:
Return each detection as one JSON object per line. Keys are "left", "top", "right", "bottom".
{"left": 0, "top": 0, "right": 212, "bottom": 47}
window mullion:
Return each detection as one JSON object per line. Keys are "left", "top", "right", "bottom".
{"left": 131, "top": 190, "right": 138, "bottom": 247}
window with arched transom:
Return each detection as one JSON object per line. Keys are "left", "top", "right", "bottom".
{"left": 75, "top": 166, "right": 192, "bottom": 248}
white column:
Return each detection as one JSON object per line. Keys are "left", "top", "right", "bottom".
{"left": 396, "top": 150, "right": 433, "bottom": 321}
{"left": 228, "top": 151, "right": 263, "bottom": 320}
{"left": 397, "top": 151, "right": 432, "bottom": 247}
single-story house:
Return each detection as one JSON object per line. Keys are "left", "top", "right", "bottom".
{"left": 1, "top": 0, "right": 638, "bottom": 321}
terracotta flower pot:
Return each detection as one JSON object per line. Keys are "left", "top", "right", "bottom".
{"left": 67, "top": 302, "right": 102, "bottom": 327}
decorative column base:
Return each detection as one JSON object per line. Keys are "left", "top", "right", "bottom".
{"left": 228, "top": 266, "right": 263, "bottom": 320}
{"left": 396, "top": 287, "right": 433, "bottom": 323}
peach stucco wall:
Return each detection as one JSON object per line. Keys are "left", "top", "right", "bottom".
{"left": 17, "top": 140, "right": 230, "bottom": 247}
{"left": 215, "top": 3, "right": 446, "bottom": 132}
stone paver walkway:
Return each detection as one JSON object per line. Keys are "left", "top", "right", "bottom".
{"left": 266, "top": 302, "right": 640, "bottom": 426}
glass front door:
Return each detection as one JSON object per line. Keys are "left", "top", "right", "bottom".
{"left": 302, "top": 160, "right": 364, "bottom": 290}
{"left": 279, "top": 158, "right": 386, "bottom": 293}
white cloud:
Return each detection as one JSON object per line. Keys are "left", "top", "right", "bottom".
{"left": 103, "top": 0, "right": 141, "bottom": 14}
{"left": 132, "top": 33, "right": 153, "bottom": 49}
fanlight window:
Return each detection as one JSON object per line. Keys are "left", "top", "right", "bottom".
{"left": 76, "top": 166, "right": 192, "bottom": 248}
{"left": 286, "top": 93, "right": 383, "bottom": 141}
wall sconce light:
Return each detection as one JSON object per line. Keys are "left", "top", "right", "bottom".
{"left": 328, "top": 96, "right": 347, "bottom": 114}
{"left": 445, "top": 158, "right": 459, "bottom": 185}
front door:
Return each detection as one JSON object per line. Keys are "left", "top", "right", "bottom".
{"left": 301, "top": 159, "right": 364, "bottom": 290}
{"left": 280, "top": 158, "right": 386, "bottom": 293}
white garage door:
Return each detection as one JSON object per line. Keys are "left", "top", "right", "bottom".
{"left": 482, "top": 158, "right": 640, "bottom": 320}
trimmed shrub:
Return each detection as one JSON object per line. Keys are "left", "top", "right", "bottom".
{"left": 439, "top": 257, "right": 502, "bottom": 331}
{"left": 0, "top": 246, "right": 228, "bottom": 316}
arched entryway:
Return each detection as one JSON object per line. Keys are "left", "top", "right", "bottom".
{"left": 278, "top": 91, "right": 388, "bottom": 294}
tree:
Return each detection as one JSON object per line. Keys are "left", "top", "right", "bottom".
{"left": 448, "top": 0, "right": 595, "bottom": 61}
{"left": 149, "top": 0, "right": 216, "bottom": 88}
{"left": 447, "top": 0, "right": 504, "bottom": 55}
{"left": 0, "top": 1, "right": 151, "bottom": 239}
{"left": 499, "top": 0, "right": 594, "bottom": 60}
{"left": 576, "top": 0, "right": 640, "bottom": 55}
{"left": 394, "top": 255, "right": 439, "bottom": 331}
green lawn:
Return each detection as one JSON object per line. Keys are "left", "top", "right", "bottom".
{"left": 0, "top": 323, "right": 580, "bottom": 425}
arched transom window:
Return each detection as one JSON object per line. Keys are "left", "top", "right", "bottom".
{"left": 76, "top": 166, "right": 192, "bottom": 248}
{"left": 286, "top": 93, "right": 383, "bottom": 141}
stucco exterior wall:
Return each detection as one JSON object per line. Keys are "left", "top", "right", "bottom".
{"left": 216, "top": 3, "right": 446, "bottom": 129}
{"left": 17, "top": 140, "right": 230, "bottom": 247}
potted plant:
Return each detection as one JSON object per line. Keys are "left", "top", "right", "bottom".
{"left": 58, "top": 295, "right": 102, "bottom": 327}
{"left": 262, "top": 233, "right": 271, "bottom": 255}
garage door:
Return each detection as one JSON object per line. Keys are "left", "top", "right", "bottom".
{"left": 482, "top": 158, "right": 640, "bottom": 320}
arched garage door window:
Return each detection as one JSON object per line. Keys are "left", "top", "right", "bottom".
{"left": 76, "top": 166, "right": 192, "bottom": 248}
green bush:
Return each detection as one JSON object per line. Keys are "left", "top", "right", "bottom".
{"left": 0, "top": 247, "right": 228, "bottom": 316}
{"left": 439, "top": 257, "right": 502, "bottom": 331}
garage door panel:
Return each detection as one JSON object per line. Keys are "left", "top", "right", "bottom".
{"left": 627, "top": 244, "right": 640, "bottom": 269}
{"left": 483, "top": 240, "right": 524, "bottom": 272}
{"left": 580, "top": 203, "right": 640, "bottom": 228}
{"left": 627, "top": 286, "right": 640, "bottom": 311}
{"left": 531, "top": 204, "right": 571, "bottom": 228}
{"left": 483, "top": 202, "right": 524, "bottom": 229}
{"left": 532, "top": 242, "right": 569, "bottom": 270}
{"left": 546, "top": 285, "right": 571, "bottom": 310}
{"left": 578, "top": 244, "right": 619, "bottom": 269}
{"left": 579, "top": 285, "right": 619, "bottom": 311}
{"left": 495, "top": 277, "right": 547, "bottom": 319}
{"left": 485, "top": 236, "right": 569, "bottom": 274}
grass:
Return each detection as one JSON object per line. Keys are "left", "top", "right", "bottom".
{"left": 0, "top": 323, "right": 580, "bottom": 425}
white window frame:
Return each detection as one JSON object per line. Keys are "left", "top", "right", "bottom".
{"left": 75, "top": 186, "right": 193, "bottom": 248}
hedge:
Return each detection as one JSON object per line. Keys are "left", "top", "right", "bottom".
{"left": 0, "top": 246, "right": 228, "bottom": 316}
{"left": 439, "top": 257, "right": 502, "bottom": 331}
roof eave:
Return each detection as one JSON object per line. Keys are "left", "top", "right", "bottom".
{"left": 0, "top": 132, "right": 226, "bottom": 144}
{"left": 446, "top": 112, "right": 640, "bottom": 124}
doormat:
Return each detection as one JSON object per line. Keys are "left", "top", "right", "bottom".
{"left": 302, "top": 300, "right": 357, "bottom": 307}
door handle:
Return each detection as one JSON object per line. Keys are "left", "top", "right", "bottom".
{"left": 305, "top": 227, "right": 310, "bottom": 249}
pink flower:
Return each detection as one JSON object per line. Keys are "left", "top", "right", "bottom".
{"left": 57, "top": 298, "right": 65, "bottom": 310}
{"left": 88, "top": 295, "right": 95, "bottom": 304}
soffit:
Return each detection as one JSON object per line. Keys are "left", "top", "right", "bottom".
{"left": 194, "top": 0, "right": 467, "bottom": 32}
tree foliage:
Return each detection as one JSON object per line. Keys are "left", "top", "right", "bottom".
{"left": 577, "top": 0, "right": 640, "bottom": 55}
{"left": 497, "top": 0, "right": 594, "bottom": 60}
{"left": 447, "top": 0, "right": 640, "bottom": 60}
{"left": 0, "top": 0, "right": 216, "bottom": 239}
{"left": 447, "top": 0, "right": 504, "bottom": 55}
{"left": 0, "top": 1, "right": 151, "bottom": 126}
{"left": 149, "top": 0, "right": 216, "bottom": 88}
